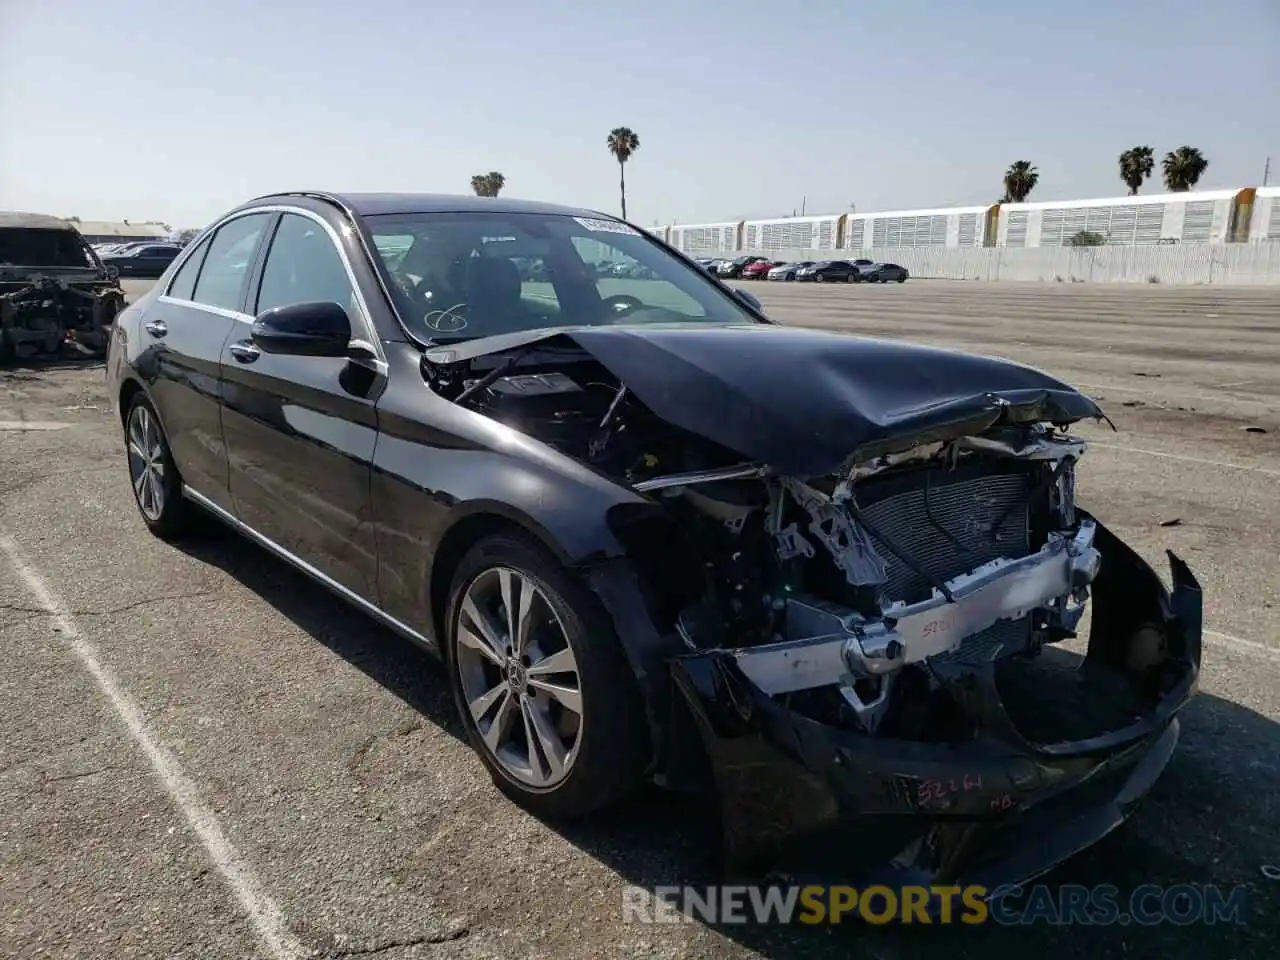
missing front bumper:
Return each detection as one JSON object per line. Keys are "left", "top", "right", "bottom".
{"left": 667, "top": 515, "right": 1202, "bottom": 888}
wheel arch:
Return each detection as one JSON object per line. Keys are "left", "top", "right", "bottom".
{"left": 117, "top": 374, "right": 175, "bottom": 440}
{"left": 427, "top": 504, "right": 579, "bottom": 649}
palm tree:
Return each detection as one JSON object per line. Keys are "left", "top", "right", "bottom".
{"left": 1118, "top": 146, "right": 1155, "bottom": 195}
{"left": 1161, "top": 147, "right": 1208, "bottom": 192}
{"left": 1001, "top": 161, "right": 1039, "bottom": 203}
{"left": 606, "top": 127, "right": 640, "bottom": 220}
{"left": 470, "top": 171, "right": 506, "bottom": 197}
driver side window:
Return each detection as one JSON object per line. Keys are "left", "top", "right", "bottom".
{"left": 254, "top": 213, "right": 357, "bottom": 318}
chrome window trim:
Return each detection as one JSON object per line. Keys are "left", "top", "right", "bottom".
{"left": 181, "top": 485, "right": 436, "bottom": 652}
{"left": 158, "top": 205, "right": 385, "bottom": 360}
{"left": 160, "top": 209, "right": 269, "bottom": 302}
{"left": 156, "top": 295, "right": 252, "bottom": 323}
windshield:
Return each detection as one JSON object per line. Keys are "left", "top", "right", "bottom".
{"left": 363, "top": 211, "right": 761, "bottom": 341}
{"left": 0, "top": 227, "right": 98, "bottom": 270}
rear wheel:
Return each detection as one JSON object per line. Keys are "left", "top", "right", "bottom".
{"left": 444, "top": 532, "right": 650, "bottom": 820}
{"left": 125, "top": 394, "right": 192, "bottom": 539}
{"left": 897, "top": 275, "right": 907, "bottom": 283}
{"left": 846, "top": 272, "right": 857, "bottom": 283}
{"left": 815, "top": 273, "right": 825, "bottom": 283}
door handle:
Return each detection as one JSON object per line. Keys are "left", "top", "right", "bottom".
{"left": 143, "top": 319, "right": 167, "bottom": 338}
{"left": 228, "top": 341, "right": 261, "bottom": 364}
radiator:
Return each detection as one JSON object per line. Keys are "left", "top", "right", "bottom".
{"left": 859, "top": 463, "right": 1034, "bottom": 664}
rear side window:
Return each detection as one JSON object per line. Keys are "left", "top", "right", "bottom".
{"left": 191, "top": 214, "right": 272, "bottom": 312}
{"left": 166, "top": 236, "right": 212, "bottom": 301}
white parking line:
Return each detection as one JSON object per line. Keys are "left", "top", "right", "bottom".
{"left": 1088, "top": 442, "right": 1280, "bottom": 478}
{"left": 0, "top": 533, "right": 306, "bottom": 960}
{"left": 1206, "top": 629, "right": 1280, "bottom": 662}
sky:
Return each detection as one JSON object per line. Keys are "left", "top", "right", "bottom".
{"left": 1, "top": 0, "right": 1277, "bottom": 229}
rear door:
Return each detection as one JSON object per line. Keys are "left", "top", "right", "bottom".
{"left": 142, "top": 212, "right": 274, "bottom": 512}
{"left": 220, "top": 210, "right": 386, "bottom": 601}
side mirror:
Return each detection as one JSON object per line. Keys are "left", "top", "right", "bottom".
{"left": 251, "top": 300, "right": 352, "bottom": 357}
{"left": 733, "top": 287, "right": 764, "bottom": 313}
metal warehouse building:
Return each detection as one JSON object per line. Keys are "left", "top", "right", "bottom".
{"left": 658, "top": 186, "right": 1273, "bottom": 255}
{"left": 669, "top": 221, "right": 742, "bottom": 254}
{"left": 67, "top": 218, "right": 171, "bottom": 245}
{"left": 743, "top": 214, "right": 843, "bottom": 253}
{"left": 1245, "top": 186, "right": 1280, "bottom": 243}
{"left": 844, "top": 205, "right": 997, "bottom": 250}
{"left": 995, "top": 188, "right": 1250, "bottom": 247}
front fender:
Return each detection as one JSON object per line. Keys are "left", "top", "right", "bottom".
{"left": 370, "top": 358, "right": 657, "bottom": 637}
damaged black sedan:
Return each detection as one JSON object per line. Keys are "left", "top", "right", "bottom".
{"left": 108, "top": 192, "right": 1202, "bottom": 893}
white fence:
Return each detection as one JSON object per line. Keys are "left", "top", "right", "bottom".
{"left": 737, "top": 241, "right": 1280, "bottom": 285}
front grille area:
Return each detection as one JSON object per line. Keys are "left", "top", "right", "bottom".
{"left": 859, "top": 463, "right": 1032, "bottom": 603}
{"left": 858, "top": 462, "right": 1035, "bottom": 662}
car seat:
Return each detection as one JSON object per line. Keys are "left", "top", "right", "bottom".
{"left": 463, "top": 256, "right": 527, "bottom": 336}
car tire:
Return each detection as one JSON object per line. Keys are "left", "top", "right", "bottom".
{"left": 444, "top": 531, "right": 650, "bottom": 821}
{"left": 124, "top": 393, "right": 192, "bottom": 539}
{"left": 897, "top": 276, "right": 907, "bottom": 283}
{"left": 846, "top": 272, "right": 857, "bottom": 283}
{"left": 815, "top": 273, "right": 825, "bottom": 283}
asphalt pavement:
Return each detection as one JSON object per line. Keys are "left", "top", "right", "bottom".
{"left": 1, "top": 278, "right": 1277, "bottom": 958}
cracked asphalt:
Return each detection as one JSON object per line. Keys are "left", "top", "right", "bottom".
{"left": 1, "top": 279, "right": 1278, "bottom": 959}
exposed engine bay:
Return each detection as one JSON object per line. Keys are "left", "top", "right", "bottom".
{"left": 0, "top": 274, "right": 123, "bottom": 361}
{"left": 426, "top": 340, "right": 1116, "bottom": 746}
{"left": 1, "top": 217, "right": 124, "bottom": 362}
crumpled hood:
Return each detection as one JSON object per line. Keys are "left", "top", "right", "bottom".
{"left": 426, "top": 323, "right": 1105, "bottom": 476}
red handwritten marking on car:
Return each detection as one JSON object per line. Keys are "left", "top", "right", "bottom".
{"left": 916, "top": 773, "right": 984, "bottom": 805}
{"left": 919, "top": 611, "right": 958, "bottom": 639}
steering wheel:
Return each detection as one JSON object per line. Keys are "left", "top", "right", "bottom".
{"left": 601, "top": 293, "right": 644, "bottom": 316}
{"left": 392, "top": 272, "right": 469, "bottom": 332}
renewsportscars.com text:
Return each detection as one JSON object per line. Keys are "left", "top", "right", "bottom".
{"left": 622, "top": 883, "right": 1249, "bottom": 926}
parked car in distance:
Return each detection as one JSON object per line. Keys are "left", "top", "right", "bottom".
{"left": 716, "top": 255, "right": 771, "bottom": 279}
{"left": 693, "top": 257, "right": 720, "bottom": 275}
{"left": 796, "top": 259, "right": 861, "bottom": 282}
{"left": 609, "top": 261, "right": 657, "bottom": 280}
{"left": 740, "top": 258, "right": 783, "bottom": 280}
{"left": 101, "top": 242, "right": 183, "bottom": 278}
{"left": 108, "top": 190, "right": 1202, "bottom": 896}
{"left": 766, "top": 260, "right": 813, "bottom": 281}
{"left": 860, "top": 262, "right": 910, "bottom": 283}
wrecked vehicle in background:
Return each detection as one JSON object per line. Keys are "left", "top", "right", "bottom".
{"left": 1, "top": 212, "right": 125, "bottom": 362}
{"left": 109, "top": 192, "right": 1203, "bottom": 901}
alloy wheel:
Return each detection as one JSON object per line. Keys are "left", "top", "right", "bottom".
{"left": 127, "top": 404, "right": 166, "bottom": 522}
{"left": 455, "top": 567, "right": 583, "bottom": 788}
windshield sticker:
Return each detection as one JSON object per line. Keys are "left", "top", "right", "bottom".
{"left": 573, "top": 217, "right": 640, "bottom": 236}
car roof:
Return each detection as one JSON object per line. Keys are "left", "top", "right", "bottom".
{"left": 0, "top": 211, "right": 76, "bottom": 231}
{"left": 243, "top": 191, "right": 614, "bottom": 221}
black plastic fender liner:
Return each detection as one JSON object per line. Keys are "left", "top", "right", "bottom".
{"left": 581, "top": 557, "right": 705, "bottom": 788}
